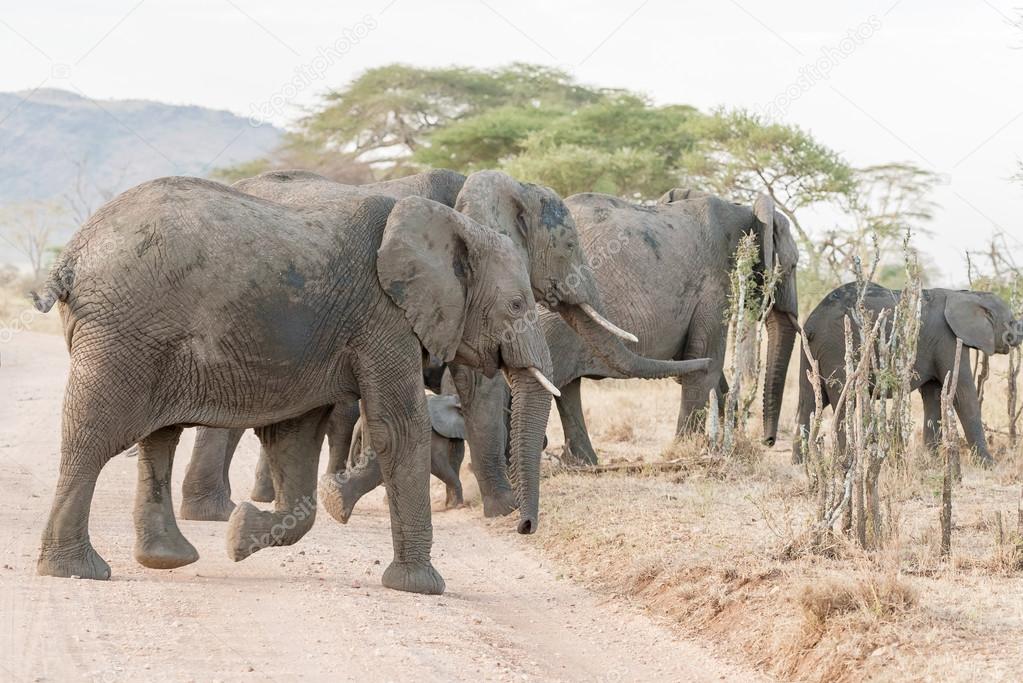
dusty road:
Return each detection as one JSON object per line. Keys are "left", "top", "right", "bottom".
{"left": 0, "top": 330, "right": 759, "bottom": 682}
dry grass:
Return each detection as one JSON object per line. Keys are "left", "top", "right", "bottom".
{"left": 527, "top": 360, "right": 1023, "bottom": 682}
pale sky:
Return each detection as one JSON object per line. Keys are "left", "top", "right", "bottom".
{"left": 1, "top": 0, "right": 1021, "bottom": 283}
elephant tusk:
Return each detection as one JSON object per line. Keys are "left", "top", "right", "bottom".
{"left": 580, "top": 303, "right": 639, "bottom": 343}
{"left": 528, "top": 367, "right": 561, "bottom": 397}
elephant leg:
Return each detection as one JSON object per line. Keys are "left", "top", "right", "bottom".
{"left": 226, "top": 407, "right": 330, "bottom": 561}
{"left": 38, "top": 377, "right": 128, "bottom": 580}
{"left": 555, "top": 377, "right": 597, "bottom": 465}
{"left": 951, "top": 373, "right": 994, "bottom": 466}
{"left": 429, "top": 433, "right": 463, "bottom": 508}
{"left": 443, "top": 439, "right": 465, "bottom": 508}
{"left": 134, "top": 425, "right": 199, "bottom": 569}
{"left": 323, "top": 417, "right": 386, "bottom": 524}
{"left": 919, "top": 381, "right": 942, "bottom": 453}
{"left": 325, "top": 399, "right": 361, "bottom": 476}
{"left": 717, "top": 375, "right": 729, "bottom": 419}
{"left": 249, "top": 447, "right": 276, "bottom": 503}
{"left": 180, "top": 427, "right": 243, "bottom": 521}
{"left": 324, "top": 351, "right": 443, "bottom": 595}
{"left": 675, "top": 324, "right": 726, "bottom": 437}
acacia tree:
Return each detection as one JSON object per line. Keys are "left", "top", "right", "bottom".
{"left": 680, "top": 109, "right": 856, "bottom": 252}
{"left": 294, "top": 63, "right": 607, "bottom": 177}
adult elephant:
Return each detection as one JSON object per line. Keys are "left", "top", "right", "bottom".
{"left": 179, "top": 169, "right": 467, "bottom": 521}
{"left": 332, "top": 188, "right": 798, "bottom": 512}
{"left": 183, "top": 169, "right": 711, "bottom": 522}
{"left": 555, "top": 189, "right": 800, "bottom": 461}
{"left": 324, "top": 172, "right": 714, "bottom": 521}
{"left": 32, "top": 177, "right": 557, "bottom": 595}
{"left": 793, "top": 282, "right": 1023, "bottom": 465}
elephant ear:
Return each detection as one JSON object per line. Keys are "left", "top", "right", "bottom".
{"left": 378, "top": 197, "right": 491, "bottom": 362}
{"left": 427, "top": 394, "right": 465, "bottom": 440}
{"left": 944, "top": 291, "right": 996, "bottom": 356}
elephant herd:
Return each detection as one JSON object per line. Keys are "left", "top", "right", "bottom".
{"left": 30, "top": 166, "right": 1022, "bottom": 595}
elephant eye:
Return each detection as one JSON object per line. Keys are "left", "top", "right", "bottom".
{"left": 508, "top": 297, "right": 526, "bottom": 315}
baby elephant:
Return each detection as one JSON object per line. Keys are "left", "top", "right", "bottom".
{"left": 343, "top": 393, "right": 466, "bottom": 518}
{"left": 794, "top": 282, "right": 1022, "bottom": 465}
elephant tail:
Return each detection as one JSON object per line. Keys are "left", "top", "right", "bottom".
{"left": 30, "top": 254, "right": 74, "bottom": 313}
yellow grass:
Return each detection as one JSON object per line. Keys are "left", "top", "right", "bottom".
{"left": 529, "top": 357, "right": 1023, "bottom": 682}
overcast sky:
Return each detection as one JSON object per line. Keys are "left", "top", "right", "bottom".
{"left": 1, "top": 0, "right": 1021, "bottom": 283}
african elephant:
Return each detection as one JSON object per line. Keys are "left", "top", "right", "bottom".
{"left": 178, "top": 169, "right": 467, "bottom": 520}
{"left": 180, "top": 169, "right": 711, "bottom": 523}
{"left": 793, "top": 282, "right": 1023, "bottom": 465}
{"left": 32, "top": 177, "right": 556, "bottom": 595}
{"left": 331, "top": 186, "right": 791, "bottom": 514}
{"left": 543, "top": 188, "right": 800, "bottom": 462}
{"left": 344, "top": 389, "right": 467, "bottom": 511}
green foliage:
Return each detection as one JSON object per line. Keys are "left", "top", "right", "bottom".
{"left": 294, "top": 63, "right": 606, "bottom": 177}
{"left": 681, "top": 109, "right": 855, "bottom": 218}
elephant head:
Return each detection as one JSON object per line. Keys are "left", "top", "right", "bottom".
{"left": 944, "top": 290, "right": 1023, "bottom": 356}
{"left": 378, "top": 196, "right": 555, "bottom": 533}
{"left": 455, "top": 171, "right": 708, "bottom": 380}
{"left": 752, "top": 194, "right": 800, "bottom": 447}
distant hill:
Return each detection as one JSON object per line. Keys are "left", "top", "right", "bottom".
{"left": 0, "top": 87, "right": 281, "bottom": 209}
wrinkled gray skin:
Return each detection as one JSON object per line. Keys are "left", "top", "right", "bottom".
{"left": 333, "top": 187, "right": 786, "bottom": 513}
{"left": 187, "top": 169, "right": 710, "bottom": 522}
{"left": 179, "top": 169, "right": 467, "bottom": 522}
{"left": 547, "top": 189, "right": 800, "bottom": 461}
{"left": 793, "top": 282, "right": 1023, "bottom": 465}
{"left": 409, "top": 173, "right": 713, "bottom": 517}
{"left": 345, "top": 390, "right": 467, "bottom": 511}
{"left": 32, "top": 177, "right": 554, "bottom": 595}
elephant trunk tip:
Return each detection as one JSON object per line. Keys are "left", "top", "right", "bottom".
{"left": 763, "top": 436, "right": 776, "bottom": 447}
{"left": 517, "top": 515, "right": 538, "bottom": 535}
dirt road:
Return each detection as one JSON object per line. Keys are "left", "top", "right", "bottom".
{"left": 0, "top": 330, "right": 759, "bottom": 682}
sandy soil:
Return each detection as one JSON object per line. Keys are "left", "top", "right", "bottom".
{"left": 0, "top": 330, "right": 762, "bottom": 683}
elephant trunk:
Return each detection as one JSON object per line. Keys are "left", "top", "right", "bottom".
{"left": 505, "top": 367, "right": 551, "bottom": 534}
{"left": 558, "top": 304, "right": 709, "bottom": 379}
{"left": 762, "top": 307, "right": 798, "bottom": 446}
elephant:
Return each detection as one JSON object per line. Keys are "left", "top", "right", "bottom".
{"left": 344, "top": 389, "right": 467, "bottom": 511}
{"left": 332, "top": 187, "right": 797, "bottom": 515}
{"left": 179, "top": 169, "right": 711, "bottom": 524}
{"left": 179, "top": 168, "right": 467, "bottom": 519}
{"left": 31, "top": 176, "right": 557, "bottom": 595}
{"left": 548, "top": 188, "right": 799, "bottom": 462}
{"left": 792, "top": 282, "right": 1023, "bottom": 465}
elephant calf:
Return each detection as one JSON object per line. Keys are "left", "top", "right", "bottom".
{"left": 340, "top": 392, "right": 467, "bottom": 518}
{"left": 794, "top": 282, "right": 1022, "bottom": 464}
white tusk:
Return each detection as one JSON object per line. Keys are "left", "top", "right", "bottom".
{"left": 528, "top": 367, "right": 561, "bottom": 397}
{"left": 580, "top": 303, "right": 639, "bottom": 343}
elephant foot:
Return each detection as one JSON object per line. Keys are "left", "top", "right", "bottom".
{"left": 225, "top": 502, "right": 274, "bottom": 561}
{"left": 382, "top": 560, "right": 445, "bottom": 595}
{"left": 37, "top": 541, "right": 112, "bottom": 580}
{"left": 318, "top": 473, "right": 360, "bottom": 524}
{"left": 134, "top": 529, "right": 199, "bottom": 570}
{"left": 481, "top": 489, "right": 518, "bottom": 517}
{"left": 180, "top": 493, "right": 236, "bottom": 522}
{"left": 225, "top": 501, "right": 314, "bottom": 561}
{"left": 249, "top": 476, "right": 276, "bottom": 504}
{"left": 444, "top": 485, "right": 464, "bottom": 509}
